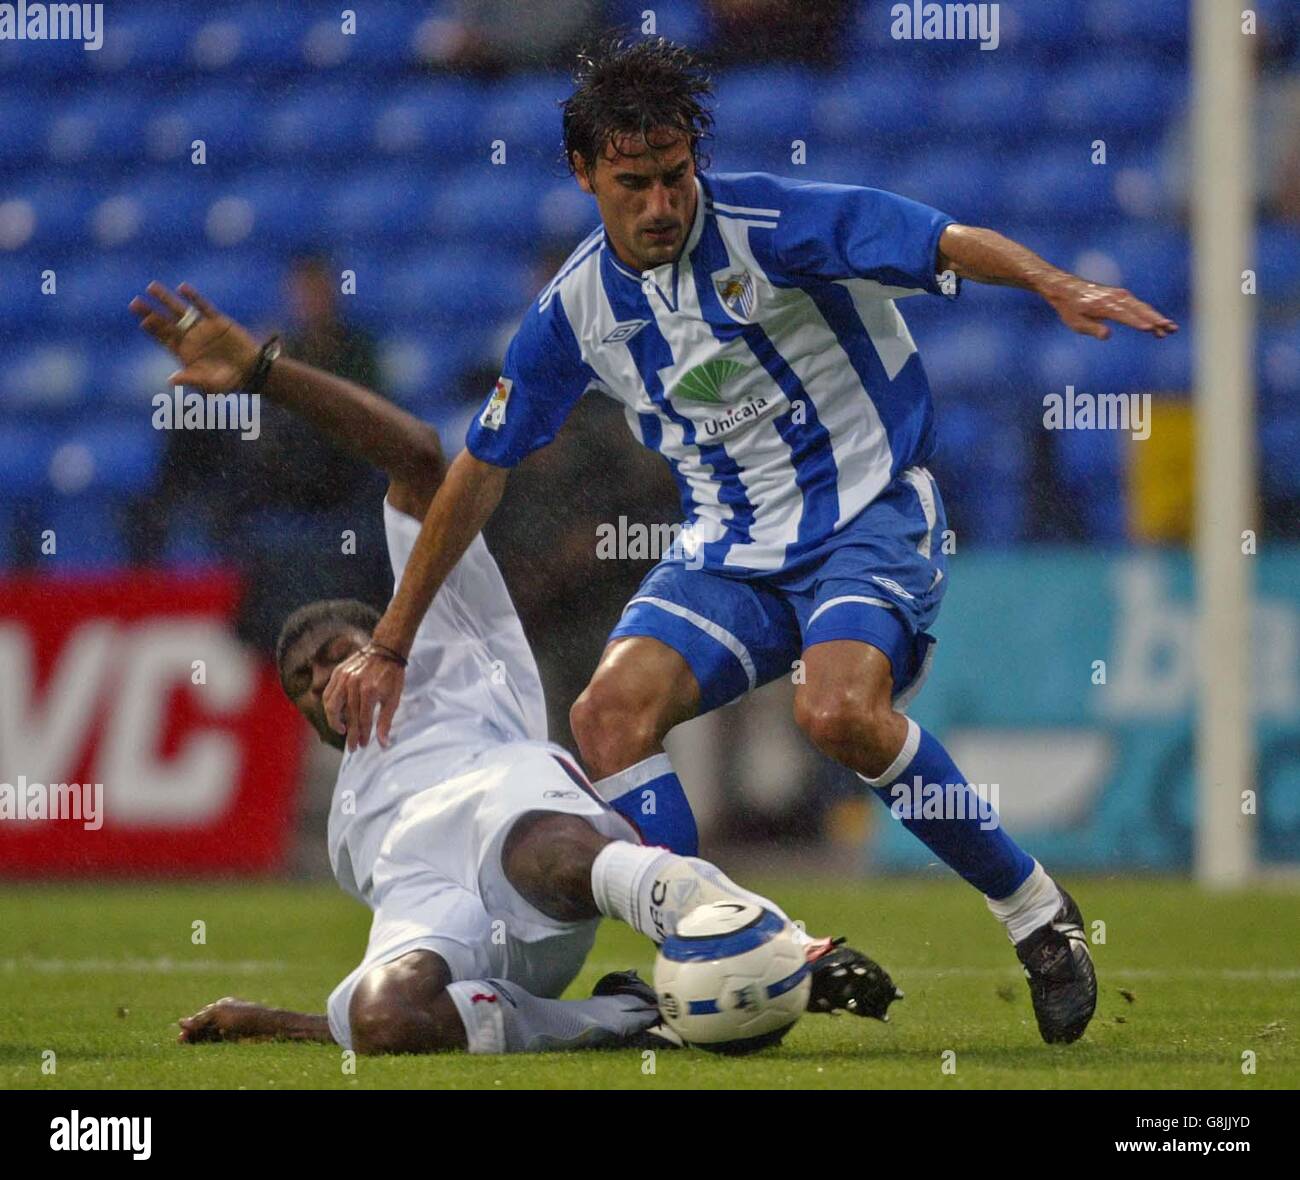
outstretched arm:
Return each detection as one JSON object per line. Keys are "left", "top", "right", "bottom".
{"left": 936, "top": 224, "right": 1178, "bottom": 341}
{"left": 178, "top": 997, "right": 334, "bottom": 1045}
{"left": 128, "top": 281, "right": 445, "bottom": 518}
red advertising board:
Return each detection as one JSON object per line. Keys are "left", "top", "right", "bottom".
{"left": 0, "top": 571, "right": 307, "bottom": 874}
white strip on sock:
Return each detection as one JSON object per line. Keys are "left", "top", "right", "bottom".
{"left": 985, "top": 861, "right": 1063, "bottom": 944}
{"left": 858, "top": 717, "right": 922, "bottom": 787}
{"left": 592, "top": 752, "right": 674, "bottom": 803}
{"left": 446, "top": 979, "right": 655, "bottom": 1054}
{"left": 445, "top": 980, "right": 505, "bottom": 1054}
{"left": 590, "top": 841, "right": 805, "bottom": 945}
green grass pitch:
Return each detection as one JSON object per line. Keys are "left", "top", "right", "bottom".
{"left": 2, "top": 878, "right": 1296, "bottom": 1090}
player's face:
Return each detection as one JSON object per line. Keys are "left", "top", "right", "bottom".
{"left": 575, "top": 130, "right": 697, "bottom": 272}
{"left": 280, "top": 623, "right": 369, "bottom": 749}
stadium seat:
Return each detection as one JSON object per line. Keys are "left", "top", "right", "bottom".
{"left": 1084, "top": 0, "right": 1190, "bottom": 51}
{"left": 1002, "top": 146, "right": 1119, "bottom": 224}
{"left": 998, "top": 3, "right": 1088, "bottom": 51}
{"left": 1053, "top": 427, "right": 1127, "bottom": 541}
{"left": 0, "top": 93, "right": 49, "bottom": 165}
{"left": 893, "top": 147, "right": 1011, "bottom": 225}
{"left": 1257, "top": 223, "right": 1300, "bottom": 306}
{"left": 1031, "top": 326, "right": 1161, "bottom": 403}
{"left": 85, "top": 10, "right": 194, "bottom": 76}
{"left": 1046, "top": 61, "right": 1185, "bottom": 135}
{"left": 473, "top": 72, "right": 575, "bottom": 161}
{"left": 0, "top": 342, "right": 92, "bottom": 412}
{"left": 1260, "top": 324, "right": 1300, "bottom": 409}
{"left": 427, "top": 166, "right": 566, "bottom": 247}
{"left": 606, "top": 0, "right": 713, "bottom": 47}
{"left": 936, "top": 64, "right": 1052, "bottom": 137}
{"left": 258, "top": 85, "right": 376, "bottom": 161}
{"left": 812, "top": 68, "right": 935, "bottom": 141}
{"left": 295, "top": 3, "right": 423, "bottom": 71}
{"left": 49, "top": 422, "right": 162, "bottom": 496}
{"left": 41, "top": 495, "right": 131, "bottom": 568}
{"left": 166, "top": 251, "right": 286, "bottom": 329}
{"left": 1084, "top": 224, "right": 1191, "bottom": 319}
{"left": 369, "top": 79, "right": 490, "bottom": 160}
{"left": 712, "top": 69, "right": 819, "bottom": 151}
{"left": 377, "top": 331, "right": 495, "bottom": 410}
{"left": 910, "top": 314, "right": 1030, "bottom": 398}
{"left": 0, "top": 256, "right": 50, "bottom": 330}
{"left": 187, "top": 4, "right": 312, "bottom": 75}
{"left": 0, "top": 2, "right": 1283, "bottom": 553}
{"left": 0, "top": 426, "right": 52, "bottom": 496}
{"left": 321, "top": 167, "right": 437, "bottom": 245}
{"left": 103, "top": 338, "right": 181, "bottom": 411}
{"left": 381, "top": 246, "right": 532, "bottom": 326}
{"left": 44, "top": 255, "right": 153, "bottom": 334}
{"left": 43, "top": 91, "right": 149, "bottom": 165}
{"left": 1261, "top": 413, "right": 1300, "bottom": 497}
{"left": 0, "top": 181, "right": 95, "bottom": 251}
{"left": 141, "top": 87, "right": 261, "bottom": 163}
{"left": 198, "top": 171, "right": 323, "bottom": 250}
{"left": 931, "top": 401, "right": 1029, "bottom": 544}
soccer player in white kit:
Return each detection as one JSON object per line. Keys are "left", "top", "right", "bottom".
{"left": 129, "top": 281, "right": 900, "bottom": 1055}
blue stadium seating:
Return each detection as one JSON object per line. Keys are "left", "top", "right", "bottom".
{"left": 0, "top": 0, "right": 1293, "bottom": 560}
{"left": 932, "top": 401, "right": 1029, "bottom": 545}
{"left": 1258, "top": 224, "right": 1300, "bottom": 305}
{"left": 369, "top": 79, "right": 491, "bottom": 160}
{"left": 1053, "top": 427, "right": 1127, "bottom": 541}
{"left": 42, "top": 496, "right": 130, "bottom": 568}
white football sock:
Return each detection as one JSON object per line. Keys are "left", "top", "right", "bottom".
{"left": 985, "top": 860, "right": 1063, "bottom": 943}
{"left": 590, "top": 840, "right": 808, "bottom": 946}
{"left": 444, "top": 979, "right": 656, "bottom": 1054}
{"left": 592, "top": 752, "right": 673, "bottom": 804}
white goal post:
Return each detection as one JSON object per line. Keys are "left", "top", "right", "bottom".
{"left": 1192, "top": 0, "right": 1257, "bottom": 886}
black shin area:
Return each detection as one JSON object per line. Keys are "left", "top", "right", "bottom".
{"left": 348, "top": 950, "right": 465, "bottom": 1055}
{"left": 500, "top": 810, "right": 610, "bottom": 923}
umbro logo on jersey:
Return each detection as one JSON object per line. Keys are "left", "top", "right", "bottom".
{"left": 871, "top": 574, "right": 916, "bottom": 601}
{"left": 602, "top": 319, "right": 651, "bottom": 345}
{"left": 479, "top": 376, "right": 512, "bottom": 431}
{"left": 470, "top": 992, "right": 499, "bottom": 1004}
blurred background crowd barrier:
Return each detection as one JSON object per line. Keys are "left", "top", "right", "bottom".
{"left": 1, "top": 0, "right": 1297, "bottom": 876}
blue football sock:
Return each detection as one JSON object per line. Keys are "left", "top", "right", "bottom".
{"left": 861, "top": 719, "right": 1034, "bottom": 899}
{"left": 593, "top": 753, "right": 699, "bottom": 856}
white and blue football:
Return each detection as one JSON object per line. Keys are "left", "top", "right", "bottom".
{"left": 653, "top": 901, "right": 811, "bottom": 1055}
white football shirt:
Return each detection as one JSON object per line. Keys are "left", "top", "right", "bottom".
{"left": 326, "top": 498, "right": 547, "bottom": 903}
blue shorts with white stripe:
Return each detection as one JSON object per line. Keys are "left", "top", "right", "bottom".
{"left": 607, "top": 466, "right": 948, "bottom": 715}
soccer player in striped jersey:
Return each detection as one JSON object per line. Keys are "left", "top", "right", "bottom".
{"left": 325, "top": 38, "right": 1177, "bottom": 1045}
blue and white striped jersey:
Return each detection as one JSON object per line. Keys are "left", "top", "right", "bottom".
{"left": 466, "top": 170, "right": 957, "bottom": 575}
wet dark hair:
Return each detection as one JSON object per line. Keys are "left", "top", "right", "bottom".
{"left": 275, "top": 598, "right": 380, "bottom": 689}
{"left": 561, "top": 34, "right": 714, "bottom": 176}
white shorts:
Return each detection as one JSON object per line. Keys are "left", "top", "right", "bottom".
{"left": 327, "top": 741, "right": 637, "bottom": 1048}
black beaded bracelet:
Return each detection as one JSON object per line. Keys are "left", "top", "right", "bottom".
{"left": 243, "top": 334, "right": 282, "bottom": 395}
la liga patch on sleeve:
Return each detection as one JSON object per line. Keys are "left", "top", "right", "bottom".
{"left": 479, "top": 377, "right": 512, "bottom": 430}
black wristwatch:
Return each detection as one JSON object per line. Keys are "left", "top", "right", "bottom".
{"left": 243, "top": 335, "right": 282, "bottom": 394}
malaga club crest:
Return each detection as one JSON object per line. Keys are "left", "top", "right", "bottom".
{"left": 713, "top": 269, "right": 756, "bottom": 323}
